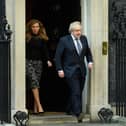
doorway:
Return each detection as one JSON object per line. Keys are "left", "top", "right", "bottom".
{"left": 26, "top": 0, "right": 81, "bottom": 112}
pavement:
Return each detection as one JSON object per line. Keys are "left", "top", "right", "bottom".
{"left": 27, "top": 112, "right": 126, "bottom": 126}
{"left": 1, "top": 112, "right": 126, "bottom": 126}
{"left": 32, "top": 123, "right": 123, "bottom": 126}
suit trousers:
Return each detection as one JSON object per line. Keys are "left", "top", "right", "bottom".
{"left": 65, "top": 68, "right": 85, "bottom": 117}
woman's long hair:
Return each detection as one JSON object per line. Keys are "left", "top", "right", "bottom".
{"left": 26, "top": 19, "right": 49, "bottom": 42}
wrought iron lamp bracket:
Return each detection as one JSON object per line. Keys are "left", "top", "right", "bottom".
{"left": 0, "top": 16, "right": 12, "bottom": 41}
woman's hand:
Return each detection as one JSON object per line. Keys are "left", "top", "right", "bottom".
{"left": 47, "top": 60, "right": 52, "bottom": 67}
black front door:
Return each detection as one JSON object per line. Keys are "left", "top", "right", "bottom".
{"left": 26, "top": 0, "right": 81, "bottom": 112}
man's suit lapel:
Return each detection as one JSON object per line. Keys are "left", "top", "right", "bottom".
{"left": 77, "top": 36, "right": 84, "bottom": 56}
{"left": 68, "top": 35, "right": 79, "bottom": 55}
{"left": 68, "top": 35, "right": 84, "bottom": 56}
{"left": 80, "top": 36, "right": 86, "bottom": 53}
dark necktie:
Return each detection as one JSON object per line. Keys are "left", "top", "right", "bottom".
{"left": 75, "top": 38, "right": 82, "bottom": 55}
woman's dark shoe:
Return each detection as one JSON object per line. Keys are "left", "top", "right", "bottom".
{"left": 31, "top": 112, "right": 38, "bottom": 115}
{"left": 37, "top": 112, "right": 45, "bottom": 115}
{"left": 30, "top": 112, "right": 44, "bottom": 115}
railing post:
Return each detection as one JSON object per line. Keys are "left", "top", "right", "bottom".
{"left": 0, "top": 0, "right": 12, "bottom": 123}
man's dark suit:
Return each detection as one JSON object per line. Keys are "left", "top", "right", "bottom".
{"left": 55, "top": 34, "right": 93, "bottom": 117}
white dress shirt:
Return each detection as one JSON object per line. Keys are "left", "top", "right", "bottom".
{"left": 71, "top": 34, "right": 82, "bottom": 54}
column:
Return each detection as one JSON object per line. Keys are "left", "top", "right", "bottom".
{"left": 6, "top": 0, "right": 27, "bottom": 122}
{"left": 81, "top": 0, "right": 90, "bottom": 114}
{"left": 90, "top": 0, "right": 110, "bottom": 120}
{"left": 82, "top": 0, "right": 110, "bottom": 120}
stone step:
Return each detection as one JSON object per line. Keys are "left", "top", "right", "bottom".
{"left": 28, "top": 112, "right": 90, "bottom": 126}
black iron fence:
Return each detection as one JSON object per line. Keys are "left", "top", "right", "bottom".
{"left": 0, "top": 0, "right": 12, "bottom": 123}
{"left": 109, "top": 0, "right": 126, "bottom": 116}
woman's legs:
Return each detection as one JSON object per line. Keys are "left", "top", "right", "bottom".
{"left": 32, "top": 88, "right": 44, "bottom": 113}
{"left": 34, "top": 101, "right": 37, "bottom": 113}
{"left": 26, "top": 60, "right": 43, "bottom": 113}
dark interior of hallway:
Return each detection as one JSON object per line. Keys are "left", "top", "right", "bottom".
{"left": 26, "top": 0, "right": 81, "bottom": 112}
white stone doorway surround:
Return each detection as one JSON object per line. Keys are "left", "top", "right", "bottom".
{"left": 6, "top": 0, "right": 110, "bottom": 122}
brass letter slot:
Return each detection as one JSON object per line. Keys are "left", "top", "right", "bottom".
{"left": 102, "top": 41, "right": 108, "bottom": 55}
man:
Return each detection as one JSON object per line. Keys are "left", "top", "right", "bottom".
{"left": 55, "top": 21, "right": 93, "bottom": 122}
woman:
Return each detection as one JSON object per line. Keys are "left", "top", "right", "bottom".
{"left": 26, "top": 19, "right": 52, "bottom": 114}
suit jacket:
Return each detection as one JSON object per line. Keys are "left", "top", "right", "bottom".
{"left": 55, "top": 35, "right": 93, "bottom": 78}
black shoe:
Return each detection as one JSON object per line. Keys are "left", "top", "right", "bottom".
{"left": 37, "top": 112, "right": 45, "bottom": 115}
{"left": 77, "top": 113, "right": 84, "bottom": 123}
{"left": 66, "top": 111, "right": 73, "bottom": 115}
{"left": 78, "top": 118, "right": 83, "bottom": 123}
{"left": 31, "top": 112, "right": 38, "bottom": 115}
{"left": 31, "top": 112, "right": 44, "bottom": 115}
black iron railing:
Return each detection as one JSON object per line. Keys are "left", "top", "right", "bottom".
{"left": 0, "top": 0, "right": 12, "bottom": 123}
{"left": 109, "top": 0, "right": 126, "bottom": 116}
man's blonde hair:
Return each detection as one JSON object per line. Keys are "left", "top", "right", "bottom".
{"left": 68, "top": 21, "right": 81, "bottom": 33}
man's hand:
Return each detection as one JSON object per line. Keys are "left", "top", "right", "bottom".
{"left": 58, "top": 70, "right": 65, "bottom": 78}
{"left": 88, "top": 63, "right": 93, "bottom": 70}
